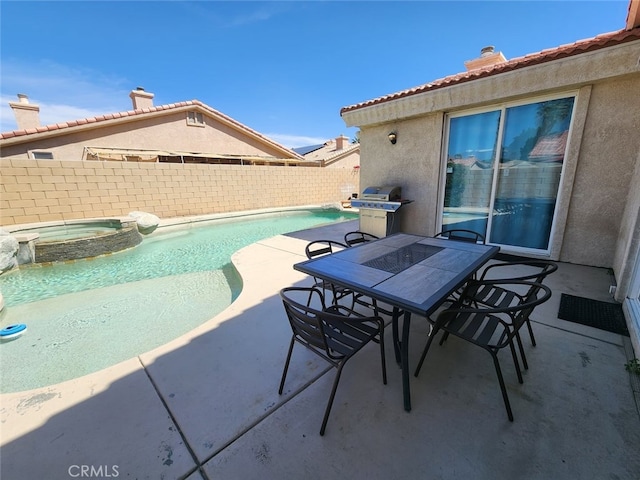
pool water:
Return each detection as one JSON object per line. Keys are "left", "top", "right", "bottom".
{"left": 0, "top": 209, "right": 357, "bottom": 393}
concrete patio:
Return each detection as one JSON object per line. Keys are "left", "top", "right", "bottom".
{"left": 1, "top": 220, "right": 639, "bottom": 479}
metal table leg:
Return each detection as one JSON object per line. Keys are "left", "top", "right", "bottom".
{"left": 392, "top": 306, "right": 401, "bottom": 364}
{"left": 401, "top": 310, "right": 412, "bottom": 412}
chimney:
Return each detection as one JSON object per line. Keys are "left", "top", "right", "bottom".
{"left": 129, "top": 87, "right": 154, "bottom": 110}
{"left": 336, "top": 134, "right": 350, "bottom": 150}
{"left": 9, "top": 94, "right": 40, "bottom": 130}
{"left": 464, "top": 46, "right": 507, "bottom": 71}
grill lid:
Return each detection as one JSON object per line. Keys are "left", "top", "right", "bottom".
{"left": 360, "top": 186, "right": 401, "bottom": 201}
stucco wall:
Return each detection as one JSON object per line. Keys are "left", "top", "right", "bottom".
{"left": 560, "top": 76, "right": 640, "bottom": 266}
{"left": 344, "top": 40, "right": 640, "bottom": 268}
{"left": 0, "top": 159, "right": 360, "bottom": 226}
{"left": 359, "top": 114, "right": 444, "bottom": 237}
{"left": 325, "top": 149, "right": 361, "bottom": 169}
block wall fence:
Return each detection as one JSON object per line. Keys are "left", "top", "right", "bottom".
{"left": 445, "top": 164, "right": 562, "bottom": 207}
{"left": 0, "top": 159, "right": 361, "bottom": 226}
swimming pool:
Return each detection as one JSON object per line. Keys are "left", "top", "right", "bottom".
{"left": 0, "top": 208, "right": 358, "bottom": 393}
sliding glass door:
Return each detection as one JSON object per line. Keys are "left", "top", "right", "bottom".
{"left": 442, "top": 95, "right": 575, "bottom": 252}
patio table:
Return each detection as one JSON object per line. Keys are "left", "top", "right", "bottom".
{"left": 294, "top": 232, "right": 500, "bottom": 411}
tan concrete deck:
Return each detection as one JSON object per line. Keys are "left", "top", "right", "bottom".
{"left": 1, "top": 220, "right": 639, "bottom": 479}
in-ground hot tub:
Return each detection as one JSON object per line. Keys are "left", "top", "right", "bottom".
{"left": 8, "top": 218, "right": 143, "bottom": 264}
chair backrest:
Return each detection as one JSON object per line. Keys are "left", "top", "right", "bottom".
{"left": 280, "top": 286, "right": 377, "bottom": 360}
{"left": 280, "top": 287, "right": 330, "bottom": 353}
{"left": 479, "top": 260, "right": 558, "bottom": 300}
{"left": 305, "top": 240, "right": 349, "bottom": 260}
{"left": 442, "top": 280, "right": 552, "bottom": 348}
{"left": 434, "top": 229, "right": 486, "bottom": 244}
{"left": 344, "top": 231, "right": 379, "bottom": 247}
{"left": 480, "top": 260, "right": 557, "bottom": 282}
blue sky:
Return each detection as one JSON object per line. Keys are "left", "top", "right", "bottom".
{"left": 0, "top": 1, "right": 630, "bottom": 148}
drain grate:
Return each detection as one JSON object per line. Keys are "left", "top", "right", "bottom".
{"left": 363, "top": 244, "right": 443, "bottom": 274}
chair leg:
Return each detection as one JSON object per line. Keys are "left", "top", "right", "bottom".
{"left": 278, "top": 336, "right": 296, "bottom": 395}
{"left": 320, "top": 363, "right": 345, "bottom": 436}
{"left": 378, "top": 324, "right": 388, "bottom": 385}
{"left": 526, "top": 319, "right": 537, "bottom": 346}
{"left": 491, "top": 352, "right": 514, "bottom": 421}
{"left": 508, "top": 339, "right": 524, "bottom": 384}
{"left": 514, "top": 331, "right": 529, "bottom": 371}
{"left": 306, "top": 290, "right": 313, "bottom": 307}
{"left": 414, "top": 326, "right": 440, "bottom": 377}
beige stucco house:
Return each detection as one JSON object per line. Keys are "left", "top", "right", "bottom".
{"left": 0, "top": 88, "right": 305, "bottom": 165}
{"left": 340, "top": 1, "right": 640, "bottom": 353}
{"left": 296, "top": 135, "right": 361, "bottom": 169}
{"left": 0, "top": 89, "right": 360, "bottom": 225}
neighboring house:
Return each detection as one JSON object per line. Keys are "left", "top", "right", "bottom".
{"left": 0, "top": 88, "right": 308, "bottom": 166}
{"left": 340, "top": 1, "right": 640, "bottom": 353}
{"left": 294, "top": 135, "right": 360, "bottom": 169}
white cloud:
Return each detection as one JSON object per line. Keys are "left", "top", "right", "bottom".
{"left": 0, "top": 60, "right": 129, "bottom": 132}
{"left": 265, "top": 133, "right": 329, "bottom": 149}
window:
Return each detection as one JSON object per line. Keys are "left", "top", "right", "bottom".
{"left": 186, "top": 111, "right": 205, "bottom": 126}
{"left": 30, "top": 151, "right": 54, "bottom": 160}
{"left": 442, "top": 94, "right": 576, "bottom": 252}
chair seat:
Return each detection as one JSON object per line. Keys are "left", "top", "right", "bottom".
{"left": 444, "top": 310, "right": 506, "bottom": 347}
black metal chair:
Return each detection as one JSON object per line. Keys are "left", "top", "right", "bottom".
{"left": 344, "top": 231, "right": 379, "bottom": 247}
{"left": 414, "top": 280, "right": 552, "bottom": 421}
{"left": 305, "top": 240, "right": 354, "bottom": 307}
{"left": 279, "top": 286, "right": 387, "bottom": 435}
{"left": 434, "top": 229, "right": 486, "bottom": 244}
{"left": 437, "top": 261, "right": 558, "bottom": 371}
{"left": 465, "top": 260, "right": 558, "bottom": 349}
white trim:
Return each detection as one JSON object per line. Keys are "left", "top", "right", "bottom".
{"left": 623, "top": 298, "right": 640, "bottom": 359}
{"left": 624, "top": 245, "right": 640, "bottom": 357}
{"left": 29, "top": 150, "right": 54, "bottom": 160}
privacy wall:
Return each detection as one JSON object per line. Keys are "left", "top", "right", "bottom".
{"left": 0, "top": 159, "right": 360, "bottom": 226}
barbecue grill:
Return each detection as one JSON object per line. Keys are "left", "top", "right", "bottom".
{"left": 350, "top": 186, "right": 411, "bottom": 237}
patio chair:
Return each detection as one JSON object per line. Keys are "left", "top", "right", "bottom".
{"left": 279, "top": 286, "right": 387, "bottom": 435}
{"left": 434, "top": 229, "right": 486, "bottom": 244}
{"left": 414, "top": 280, "right": 552, "bottom": 421}
{"left": 437, "top": 261, "right": 557, "bottom": 372}
{"left": 465, "top": 260, "right": 558, "bottom": 348}
{"left": 344, "top": 231, "right": 379, "bottom": 247}
{"left": 305, "top": 240, "right": 354, "bottom": 307}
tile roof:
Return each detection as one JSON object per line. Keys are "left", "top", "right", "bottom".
{"left": 300, "top": 139, "right": 360, "bottom": 164}
{"left": 340, "top": 28, "right": 640, "bottom": 115}
{"left": 529, "top": 131, "right": 569, "bottom": 161}
{"left": 0, "top": 99, "right": 302, "bottom": 159}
